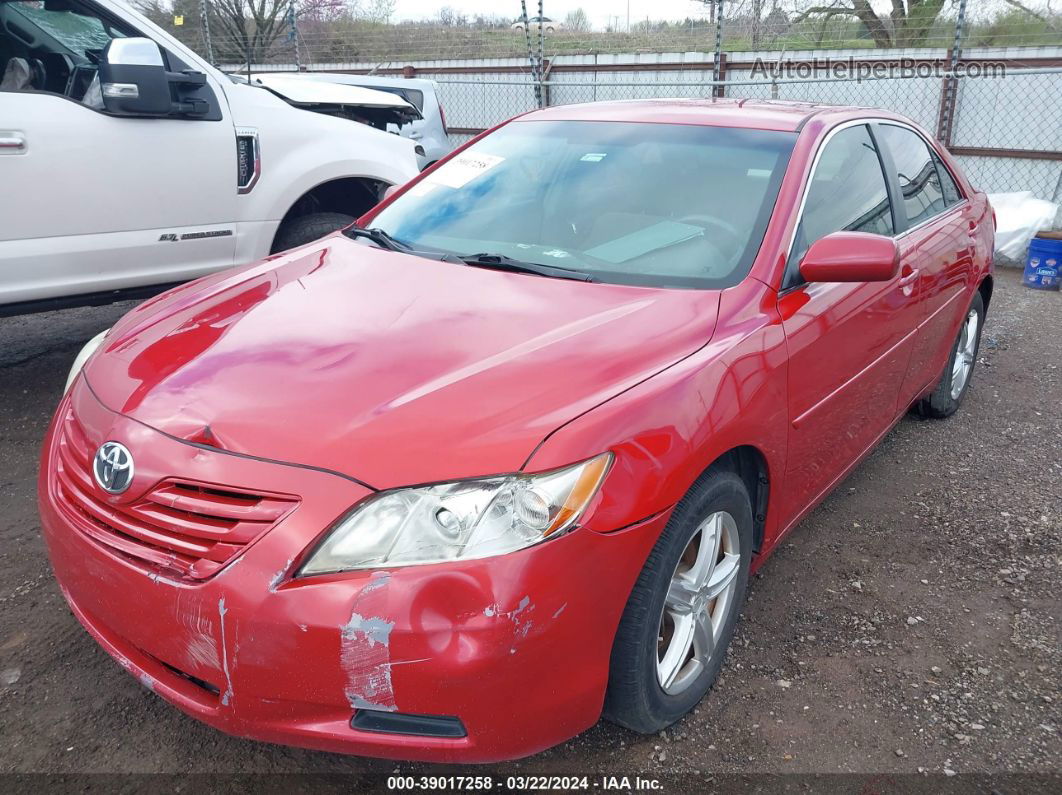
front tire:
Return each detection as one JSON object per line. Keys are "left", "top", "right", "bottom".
{"left": 604, "top": 467, "right": 753, "bottom": 733}
{"left": 272, "top": 212, "right": 355, "bottom": 253}
{"left": 915, "top": 291, "right": 985, "bottom": 419}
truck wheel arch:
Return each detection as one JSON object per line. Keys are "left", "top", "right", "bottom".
{"left": 270, "top": 177, "right": 388, "bottom": 254}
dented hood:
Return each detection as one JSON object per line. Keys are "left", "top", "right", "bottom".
{"left": 85, "top": 237, "right": 719, "bottom": 489}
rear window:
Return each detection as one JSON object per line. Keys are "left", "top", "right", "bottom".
{"left": 372, "top": 120, "right": 796, "bottom": 289}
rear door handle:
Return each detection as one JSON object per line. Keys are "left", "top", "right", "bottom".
{"left": 0, "top": 132, "right": 26, "bottom": 154}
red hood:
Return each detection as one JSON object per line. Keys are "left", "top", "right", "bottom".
{"left": 85, "top": 237, "right": 719, "bottom": 489}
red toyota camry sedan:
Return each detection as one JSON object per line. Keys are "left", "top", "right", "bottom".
{"left": 40, "top": 99, "right": 994, "bottom": 762}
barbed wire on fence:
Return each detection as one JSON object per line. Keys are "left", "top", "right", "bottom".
{"left": 140, "top": 1, "right": 1062, "bottom": 67}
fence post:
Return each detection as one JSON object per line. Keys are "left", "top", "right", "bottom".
{"left": 519, "top": 1, "right": 541, "bottom": 108}
{"left": 198, "top": 0, "right": 213, "bottom": 65}
{"left": 712, "top": 0, "right": 725, "bottom": 98}
{"left": 288, "top": 0, "right": 301, "bottom": 71}
{"left": 936, "top": 0, "right": 967, "bottom": 147}
{"left": 536, "top": 0, "right": 546, "bottom": 108}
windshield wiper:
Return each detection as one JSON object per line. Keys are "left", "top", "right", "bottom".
{"left": 458, "top": 253, "right": 594, "bottom": 282}
{"left": 342, "top": 226, "right": 410, "bottom": 252}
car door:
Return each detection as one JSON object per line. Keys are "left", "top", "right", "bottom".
{"left": 778, "top": 122, "right": 922, "bottom": 522}
{"left": 874, "top": 122, "right": 976, "bottom": 406}
{"left": 0, "top": 0, "right": 236, "bottom": 309}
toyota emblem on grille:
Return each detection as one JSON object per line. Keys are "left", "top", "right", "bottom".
{"left": 93, "top": 442, "right": 134, "bottom": 494}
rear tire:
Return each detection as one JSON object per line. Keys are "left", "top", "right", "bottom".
{"left": 915, "top": 291, "right": 985, "bottom": 419}
{"left": 272, "top": 212, "right": 355, "bottom": 253}
{"left": 604, "top": 467, "right": 753, "bottom": 733}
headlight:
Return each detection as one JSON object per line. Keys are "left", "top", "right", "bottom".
{"left": 298, "top": 453, "right": 612, "bottom": 575}
{"left": 64, "top": 328, "right": 110, "bottom": 393}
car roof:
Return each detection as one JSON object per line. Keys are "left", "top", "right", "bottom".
{"left": 519, "top": 98, "right": 893, "bottom": 133}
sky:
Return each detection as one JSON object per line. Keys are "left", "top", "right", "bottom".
{"left": 390, "top": 0, "right": 718, "bottom": 29}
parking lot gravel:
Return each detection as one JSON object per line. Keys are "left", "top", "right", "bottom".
{"left": 0, "top": 266, "right": 1058, "bottom": 788}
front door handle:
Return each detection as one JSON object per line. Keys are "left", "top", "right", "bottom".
{"left": 0, "top": 132, "right": 26, "bottom": 154}
{"left": 898, "top": 266, "right": 920, "bottom": 296}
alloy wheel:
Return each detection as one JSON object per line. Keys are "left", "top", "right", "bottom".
{"left": 656, "top": 511, "right": 741, "bottom": 695}
{"left": 950, "top": 307, "right": 980, "bottom": 399}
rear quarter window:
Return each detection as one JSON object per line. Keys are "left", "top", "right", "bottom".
{"left": 877, "top": 124, "right": 949, "bottom": 227}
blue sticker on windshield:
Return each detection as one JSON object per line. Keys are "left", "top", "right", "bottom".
{"left": 580, "top": 153, "right": 607, "bottom": 162}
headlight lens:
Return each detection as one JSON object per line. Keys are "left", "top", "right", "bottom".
{"left": 64, "top": 328, "right": 110, "bottom": 393}
{"left": 298, "top": 453, "right": 612, "bottom": 575}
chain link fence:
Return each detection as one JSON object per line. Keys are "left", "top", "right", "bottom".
{"left": 149, "top": 1, "right": 1062, "bottom": 65}
{"left": 148, "top": 0, "right": 1062, "bottom": 210}
{"left": 430, "top": 65, "right": 1062, "bottom": 205}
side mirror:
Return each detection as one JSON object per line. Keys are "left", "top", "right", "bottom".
{"left": 97, "top": 38, "right": 210, "bottom": 117}
{"left": 798, "top": 231, "right": 900, "bottom": 284}
{"left": 97, "top": 38, "right": 172, "bottom": 116}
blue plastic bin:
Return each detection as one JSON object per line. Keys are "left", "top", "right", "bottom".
{"left": 1024, "top": 236, "right": 1062, "bottom": 291}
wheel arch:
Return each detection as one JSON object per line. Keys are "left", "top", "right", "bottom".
{"left": 711, "top": 445, "right": 770, "bottom": 554}
{"left": 270, "top": 177, "right": 387, "bottom": 254}
{"left": 978, "top": 273, "right": 994, "bottom": 315}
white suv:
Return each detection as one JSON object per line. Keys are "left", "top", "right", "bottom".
{"left": 0, "top": 0, "right": 419, "bottom": 315}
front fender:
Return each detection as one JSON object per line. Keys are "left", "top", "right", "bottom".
{"left": 227, "top": 83, "right": 419, "bottom": 225}
{"left": 524, "top": 278, "right": 789, "bottom": 549}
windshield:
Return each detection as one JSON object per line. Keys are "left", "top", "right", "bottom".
{"left": 371, "top": 120, "right": 795, "bottom": 289}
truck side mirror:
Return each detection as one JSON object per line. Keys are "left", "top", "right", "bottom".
{"left": 97, "top": 38, "right": 172, "bottom": 116}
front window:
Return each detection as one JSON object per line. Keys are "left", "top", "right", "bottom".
{"left": 784, "top": 123, "right": 893, "bottom": 288}
{"left": 5, "top": 0, "right": 119, "bottom": 60}
{"left": 372, "top": 120, "right": 796, "bottom": 289}
{"left": 1, "top": 0, "right": 132, "bottom": 100}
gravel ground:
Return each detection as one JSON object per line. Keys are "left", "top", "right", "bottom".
{"left": 0, "top": 267, "right": 1058, "bottom": 790}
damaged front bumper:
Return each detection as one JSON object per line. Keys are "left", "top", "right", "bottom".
{"left": 38, "top": 381, "right": 668, "bottom": 762}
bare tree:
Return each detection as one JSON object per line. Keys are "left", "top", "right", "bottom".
{"left": 1001, "top": 0, "right": 1061, "bottom": 31}
{"left": 209, "top": 0, "right": 293, "bottom": 63}
{"left": 351, "top": 0, "right": 396, "bottom": 24}
{"left": 438, "top": 7, "right": 468, "bottom": 27}
{"left": 793, "top": 0, "right": 949, "bottom": 48}
{"left": 564, "top": 8, "right": 592, "bottom": 32}
{"left": 298, "top": 0, "right": 346, "bottom": 22}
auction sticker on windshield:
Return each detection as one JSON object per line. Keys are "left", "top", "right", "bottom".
{"left": 427, "top": 152, "right": 505, "bottom": 189}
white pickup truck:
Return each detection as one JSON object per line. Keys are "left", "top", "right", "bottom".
{"left": 0, "top": 0, "right": 420, "bottom": 315}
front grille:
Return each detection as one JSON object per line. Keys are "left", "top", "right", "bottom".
{"left": 53, "top": 408, "right": 298, "bottom": 581}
